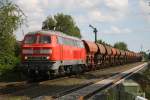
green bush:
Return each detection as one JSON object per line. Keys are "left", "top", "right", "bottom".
{"left": 0, "top": 53, "right": 20, "bottom": 75}
{"left": 0, "top": 52, "right": 23, "bottom": 81}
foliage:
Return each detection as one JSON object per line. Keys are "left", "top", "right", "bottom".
{"left": 114, "top": 42, "right": 128, "bottom": 50}
{"left": 140, "top": 51, "right": 149, "bottom": 61}
{"left": 131, "top": 63, "right": 150, "bottom": 100}
{"left": 0, "top": 0, "right": 25, "bottom": 75}
{"left": 97, "top": 39, "right": 112, "bottom": 46}
{"left": 42, "top": 13, "right": 81, "bottom": 38}
{"left": 149, "top": 53, "right": 150, "bottom": 60}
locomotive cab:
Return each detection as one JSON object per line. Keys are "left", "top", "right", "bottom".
{"left": 21, "top": 32, "right": 57, "bottom": 78}
{"left": 22, "top": 34, "right": 52, "bottom": 61}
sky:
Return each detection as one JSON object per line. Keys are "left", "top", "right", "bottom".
{"left": 13, "top": 0, "right": 150, "bottom": 52}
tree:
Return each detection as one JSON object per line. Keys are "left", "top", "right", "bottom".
{"left": 97, "top": 39, "right": 112, "bottom": 46}
{"left": 0, "top": 0, "right": 25, "bottom": 74}
{"left": 42, "top": 16, "right": 56, "bottom": 30}
{"left": 140, "top": 51, "right": 149, "bottom": 61}
{"left": 149, "top": 53, "right": 150, "bottom": 60}
{"left": 114, "top": 42, "right": 128, "bottom": 50}
{"left": 42, "top": 13, "right": 81, "bottom": 38}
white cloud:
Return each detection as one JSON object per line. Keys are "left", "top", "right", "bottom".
{"left": 139, "top": 0, "right": 150, "bottom": 23}
{"left": 40, "top": 0, "right": 56, "bottom": 8}
{"left": 105, "top": 0, "right": 128, "bottom": 11}
{"left": 16, "top": 0, "right": 43, "bottom": 13}
{"left": 76, "top": 0, "right": 102, "bottom": 9}
{"left": 40, "top": 0, "right": 102, "bottom": 10}
{"left": 88, "top": 9, "right": 116, "bottom": 22}
{"left": 15, "top": 0, "right": 46, "bottom": 32}
{"left": 104, "top": 0, "right": 129, "bottom": 20}
{"left": 103, "top": 26, "right": 132, "bottom": 34}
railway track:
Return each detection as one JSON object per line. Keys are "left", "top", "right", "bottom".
{"left": 55, "top": 62, "right": 147, "bottom": 100}
{"left": 0, "top": 62, "right": 145, "bottom": 99}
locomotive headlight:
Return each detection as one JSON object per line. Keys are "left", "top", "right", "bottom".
{"left": 40, "top": 49, "right": 52, "bottom": 54}
{"left": 46, "top": 56, "right": 50, "bottom": 59}
{"left": 22, "top": 49, "right": 33, "bottom": 54}
{"left": 24, "top": 56, "right": 28, "bottom": 60}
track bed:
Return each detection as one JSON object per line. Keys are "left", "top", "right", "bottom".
{"left": 0, "top": 62, "right": 143, "bottom": 99}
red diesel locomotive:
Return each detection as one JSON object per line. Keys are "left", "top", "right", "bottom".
{"left": 21, "top": 30, "right": 86, "bottom": 78}
{"left": 21, "top": 30, "right": 142, "bottom": 79}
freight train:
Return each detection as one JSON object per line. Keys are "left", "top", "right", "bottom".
{"left": 21, "top": 30, "right": 142, "bottom": 79}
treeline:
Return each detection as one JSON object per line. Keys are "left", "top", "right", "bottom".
{"left": 97, "top": 40, "right": 128, "bottom": 51}
{"left": 0, "top": 0, "right": 25, "bottom": 76}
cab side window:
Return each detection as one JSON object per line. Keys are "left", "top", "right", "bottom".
{"left": 58, "top": 36, "right": 63, "bottom": 44}
{"left": 57, "top": 36, "right": 84, "bottom": 48}
{"left": 79, "top": 42, "right": 84, "bottom": 48}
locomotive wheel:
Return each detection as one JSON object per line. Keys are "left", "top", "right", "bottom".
{"left": 65, "top": 66, "right": 72, "bottom": 75}
{"left": 58, "top": 66, "right": 65, "bottom": 76}
{"left": 27, "top": 70, "right": 38, "bottom": 82}
{"left": 80, "top": 65, "right": 86, "bottom": 73}
{"left": 49, "top": 70, "right": 56, "bottom": 79}
{"left": 72, "top": 65, "right": 83, "bottom": 75}
{"left": 42, "top": 71, "right": 51, "bottom": 80}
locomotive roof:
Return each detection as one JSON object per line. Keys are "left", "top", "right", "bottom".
{"left": 27, "top": 30, "right": 81, "bottom": 41}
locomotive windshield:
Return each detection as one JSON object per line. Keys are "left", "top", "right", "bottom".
{"left": 24, "top": 35, "right": 36, "bottom": 44}
{"left": 24, "top": 35, "right": 51, "bottom": 44}
{"left": 39, "top": 36, "right": 51, "bottom": 44}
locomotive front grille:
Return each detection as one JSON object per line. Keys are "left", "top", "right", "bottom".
{"left": 33, "top": 50, "right": 40, "bottom": 54}
{"left": 27, "top": 56, "right": 48, "bottom": 60}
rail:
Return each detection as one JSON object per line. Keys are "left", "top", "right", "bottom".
{"left": 56, "top": 63, "right": 147, "bottom": 100}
